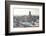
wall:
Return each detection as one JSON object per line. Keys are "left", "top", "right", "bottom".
{"left": 0, "top": 0, "right": 46, "bottom": 36}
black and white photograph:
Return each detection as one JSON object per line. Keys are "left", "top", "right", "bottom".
{"left": 5, "top": 1, "right": 45, "bottom": 35}
{"left": 13, "top": 8, "right": 39, "bottom": 28}
{"left": 10, "top": 4, "right": 43, "bottom": 32}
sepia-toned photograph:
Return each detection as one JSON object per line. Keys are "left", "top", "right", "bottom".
{"left": 13, "top": 8, "right": 39, "bottom": 28}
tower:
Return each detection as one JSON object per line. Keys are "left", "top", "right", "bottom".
{"left": 29, "top": 11, "right": 31, "bottom": 17}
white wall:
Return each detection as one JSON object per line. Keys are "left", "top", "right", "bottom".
{"left": 0, "top": 0, "right": 46, "bottom": 36}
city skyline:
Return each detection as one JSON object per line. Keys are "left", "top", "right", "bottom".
{"left": 13, "top": 8, "right": 39, "bottom": 16}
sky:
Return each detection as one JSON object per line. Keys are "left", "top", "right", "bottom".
{"left": 13, "top": 5, "right": 39, "bottom": 16}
